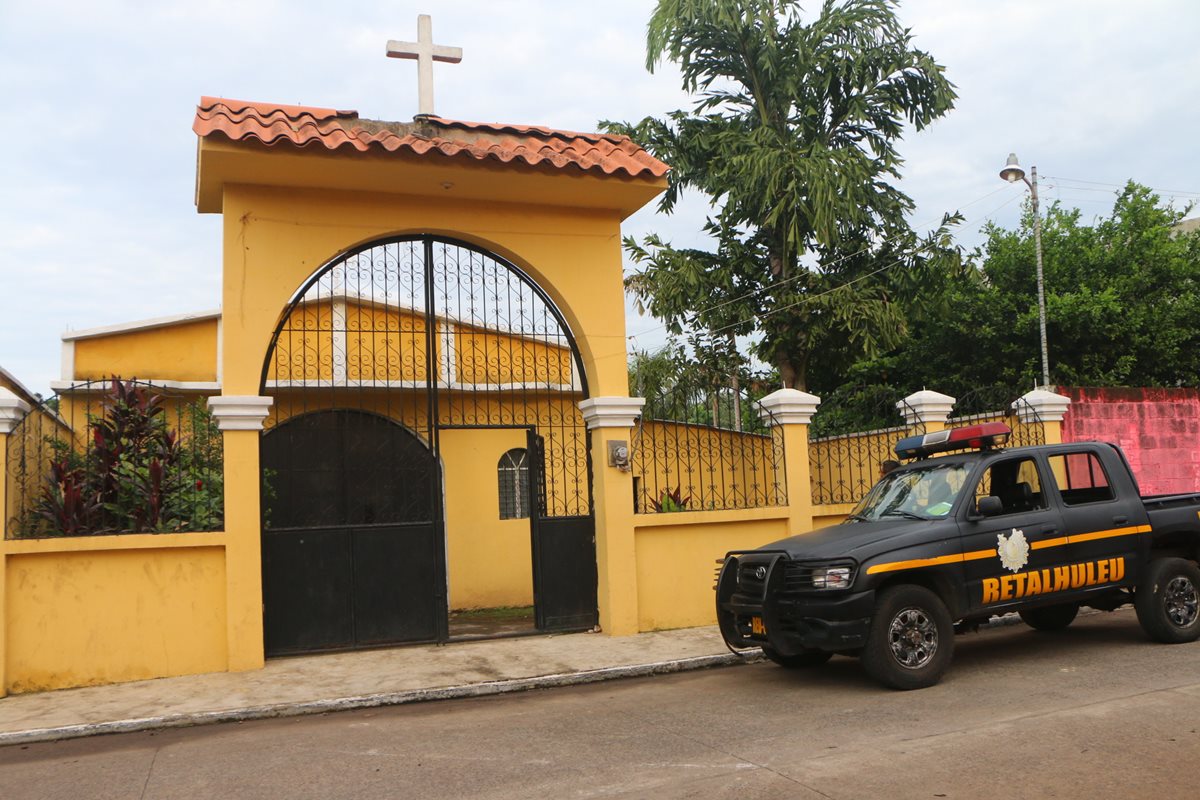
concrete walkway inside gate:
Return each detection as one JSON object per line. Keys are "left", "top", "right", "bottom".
{"left": 0, "top": 626, "right": 752, "bottom": 746}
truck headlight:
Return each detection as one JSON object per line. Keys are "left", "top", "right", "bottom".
{"left": 812, "top": 566, "right": 852, "bottom": 590}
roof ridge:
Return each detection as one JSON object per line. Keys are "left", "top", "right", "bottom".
{"left": 423, "top": 115, "right": 630, "bottom": 144}
{"left": 200, "top": 96, "right": 357, "bottom": 122}
{"left": 194, "top": 97, "right": 669, "bottom": 179}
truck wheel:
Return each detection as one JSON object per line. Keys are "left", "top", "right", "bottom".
{"left": 1019, "top": 603, "right": 1079, "bottom": 631}
{"left": 761, "top": 645, "right": 833, "bottom": 669}
{"left": 1135, "top": 558, "right": 1200, "bottom": 643}
{"left": 862, "top": 585, "right": 954, "bottom": 690}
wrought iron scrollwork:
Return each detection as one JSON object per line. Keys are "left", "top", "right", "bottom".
{"left": 808, "top": 389, "right": 926, "bottom": 506}
{"left": 260, "top": 236, "right": 592, "bottom": 520}
{"left": 950, "top": 385, "right": 1045, "bottom": 448}
{"left": 630, "top": 384, "right": 786, "bottom": 514}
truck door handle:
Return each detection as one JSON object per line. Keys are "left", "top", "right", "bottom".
{"left": 1113, "top": 515, "right": 1128, "bottom": 525}
{"left": 1038, "top": 524, "right": 1058, "bottom": 535}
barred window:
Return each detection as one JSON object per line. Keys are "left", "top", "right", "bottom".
{"left": 498, "top": 448, "right": 530, "bottom": 519}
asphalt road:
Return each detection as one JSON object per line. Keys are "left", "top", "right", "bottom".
{"left": 3, "top": 608, "right": 1200, "bottom": 800}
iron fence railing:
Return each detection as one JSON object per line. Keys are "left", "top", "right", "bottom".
{"left": 4, "top": 378, "right": 223, "bottom": 538}
{"left": 808, "top": 388, "right": 925, "bottom": 506}
{"left": 631, "top": 383, "right": 786, "bottom": 513}
{"left": 949, "top": 385, "right": 1045, "bottom": 448}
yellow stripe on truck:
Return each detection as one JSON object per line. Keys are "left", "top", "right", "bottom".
{"left": 866, "top": 525, "right": 1150, "bottom": 575}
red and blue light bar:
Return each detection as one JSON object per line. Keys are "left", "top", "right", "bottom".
{"left": 894, "top": 422, "right": 1012, "bottom": 460}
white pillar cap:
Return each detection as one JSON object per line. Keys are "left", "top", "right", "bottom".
{"left": 756, "top": 388, "right": 821, "bottom": 426}
{"left": 578, "top": 396, "right": 645, "bottom": 430}
{"left": 899, "top": 390, "right": 956, "bottom": 426}
{"left": 1014, "top": 388, "right": 1071, "bottom": 423}
{"left": 0, "top": 387, "right": 31, "bottom": 434}
{"left": 207, "top": 395, "right": 274, "bottom": 431}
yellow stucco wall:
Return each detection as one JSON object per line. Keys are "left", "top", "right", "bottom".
{"left": 633, "top": 509, "right": 791, "bottom": 631}
{"left": 3, "top": 538, "right": 228, "bottom": 693}
{"left": 217, "top": 185, "right": 629, "bottom": 399}
{"left": 440, "top": 428, "right": 533, "bottom": 610}
{"left": 73, "top": 319, "right": 219, "bottom": 382}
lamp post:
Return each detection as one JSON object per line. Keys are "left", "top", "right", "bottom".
{"left": 1000, "top": 153, "right": 1050, "bottom": 389}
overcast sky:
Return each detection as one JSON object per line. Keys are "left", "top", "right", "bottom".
{"left": 2, "top": 1, "right": 1199, "bottom": 396}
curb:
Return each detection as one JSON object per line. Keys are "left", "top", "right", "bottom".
{"left": 0, "top": 611, "right": 1103, "bottom": 747}
{"left": 0, "top": 651, "right": 758, "bottom": 747}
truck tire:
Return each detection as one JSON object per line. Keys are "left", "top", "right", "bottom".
{"left": 761, "top": 645, "right": 833, "bottom": 669}
{"left": 1019, "top": 603, "right": 1079, "bottom": 631}
{"left": 861, "top": 585, "right": 954, "bottom": 690}
{"left": 1135, "top": 558, "right": 1200, "bottom": 643}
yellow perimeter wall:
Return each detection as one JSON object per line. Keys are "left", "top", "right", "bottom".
{"left": 633, "top": 508, "right": 791, "bottom": 631}
{"left": 2, "top": 536, "right": 228, "bottom": 693}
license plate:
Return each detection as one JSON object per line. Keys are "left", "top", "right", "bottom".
{"left": 751, "top": 616, "right": 766, "bottom": 635}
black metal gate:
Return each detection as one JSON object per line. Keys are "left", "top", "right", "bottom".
{"left": 260, "top": 236, "right": 596, "bottom": 655}
{"left": 261, "top": 410, "right": 442, "bottom": 654}
{"left": 527, "top": 430, "right": 598, "bottom": 630}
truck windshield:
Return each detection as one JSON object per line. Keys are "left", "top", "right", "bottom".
{"left": 849, "top": 462, "right": 970, "bottom": 521}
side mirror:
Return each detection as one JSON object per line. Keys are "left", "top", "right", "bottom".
{"left": 976, "top": 496, "right": 1004, "bottom": 517}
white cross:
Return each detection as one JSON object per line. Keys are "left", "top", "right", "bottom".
{"left": 386, "top": 14, "right": 462, "bottom": 117}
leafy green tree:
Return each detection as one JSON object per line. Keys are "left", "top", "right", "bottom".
{"left": 853, "top": 183, "right": 1200, "bottom": 395}
{"left": 629, "top": 337, "right": 775, "bottom": 431}
{"left": 606, "top": 0, "right": 956, "bottom": 390}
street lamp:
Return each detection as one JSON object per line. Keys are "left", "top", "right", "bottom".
{"left": 999, "top": 153, "right": 1050, "bottom": 389}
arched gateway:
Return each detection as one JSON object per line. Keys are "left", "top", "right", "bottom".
{"left": 259, "top": 236, "right": 596, "bottom": 655}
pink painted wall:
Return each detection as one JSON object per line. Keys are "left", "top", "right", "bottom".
{"left": 1060, "top": 387, "right": 1200, "bottom": 496}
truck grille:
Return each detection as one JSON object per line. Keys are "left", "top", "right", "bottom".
{"left": 729, "top": 557, "right": 858, "bottom": 596}
{"left": 783, "top": 560, "right": 858, "bottom": 593}
{"left": 737, "top": 561, "right": 771, "bottom": 595}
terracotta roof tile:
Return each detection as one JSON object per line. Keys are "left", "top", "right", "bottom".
{"left": 194, "top": 97, "right": 669, "bottom": 179}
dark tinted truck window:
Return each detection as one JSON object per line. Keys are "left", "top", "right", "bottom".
{"left": 1047, "top": 452, "right": 1114, "bottom": 505}
{"left": 973, "top": 456, "right": 1047, "bottom": 515}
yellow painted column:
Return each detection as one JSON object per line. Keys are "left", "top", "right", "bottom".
{"left": 757, "top": 389, "right": 822, "bottom": 534}
{"left": 208, "top": 396, "right": 273, "bottom": 671}
{"left": 579, "top": 397, "right": 644, "bottom": 636}
{"left": 899, "top": 390, "right": 957, "bottom": 435}
{"left": 1015, "top": 388, "right": 1072, "bottom": 445}
{"left": 0, "top": 388, "right": 32, "bottom": 697}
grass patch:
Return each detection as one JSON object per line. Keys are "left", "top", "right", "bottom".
{"left": 449, "top": 605, "right": 534, "bottom": 621}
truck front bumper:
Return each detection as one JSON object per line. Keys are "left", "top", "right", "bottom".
{"left": 716, "top": 554, "right": 874, "bottom": 656}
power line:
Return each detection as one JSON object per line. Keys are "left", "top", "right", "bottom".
{"left": 626, "top": 184, "right": 1014, "bottom": 342}
{"left": 691, "top": 192, "right": 1027, "bottom": 340}
{"left": 1043, "top": 175, "right": 1200, "bottom": 198}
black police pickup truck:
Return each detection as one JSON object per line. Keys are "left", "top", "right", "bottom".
{"left": 716, "top": 422, "right": 1200, "bottom": 689}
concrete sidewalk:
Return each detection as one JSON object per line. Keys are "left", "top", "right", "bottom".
{"left": 0, "top": 626, "right": 753, "bottom": 746}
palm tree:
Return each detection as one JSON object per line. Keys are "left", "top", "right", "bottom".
{"left": 606, "top": 0, "right": 957, "bottom": 390}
